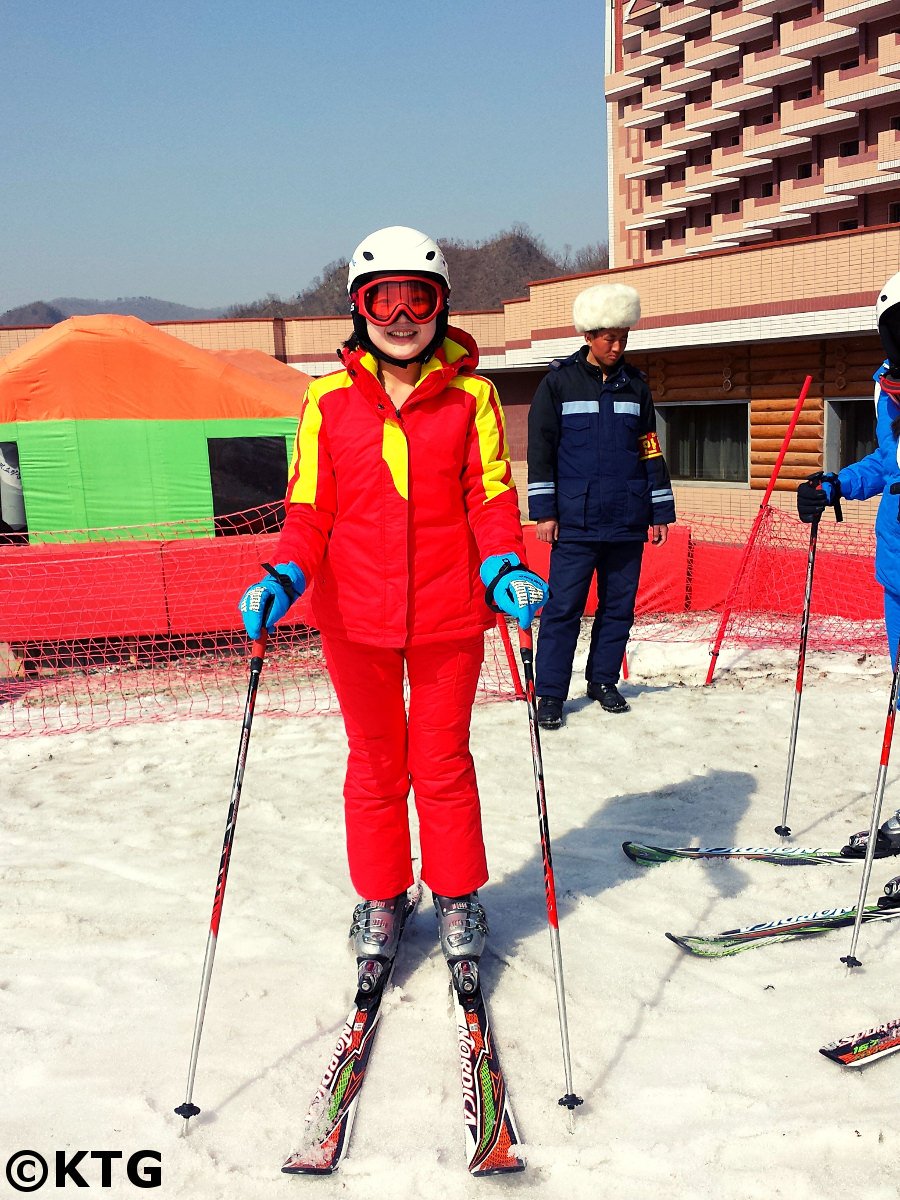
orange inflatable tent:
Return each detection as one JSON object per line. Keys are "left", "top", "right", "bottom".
{"left": 0, "top": 315, "right": 310, "bottom": 539}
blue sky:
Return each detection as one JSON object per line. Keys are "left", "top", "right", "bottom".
{"left": 2, "top": 1, "right": 607, "bottom": 312}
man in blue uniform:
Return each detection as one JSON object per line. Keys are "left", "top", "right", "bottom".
{"left": 527, "top": 283, "right": 676, "bottom": 730}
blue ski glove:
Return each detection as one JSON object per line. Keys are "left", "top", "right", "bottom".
{"left": 480, "top": 553, "right": 548, "bottom": 630}
{"left": 238, "top": 562, "right": 306, "bottom": 638}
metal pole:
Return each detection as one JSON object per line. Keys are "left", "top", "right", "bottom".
{"left": 174, "top": 625, "right": 270, "bottom": 1132}
{"left": 518, "top": 627, "right": 582, "bottom": 1126}
{"left": 841, "top": 644, "right": 900, "bottom": 968}
{"left": 775, "top": 515, "right": 820, "bottom": 836}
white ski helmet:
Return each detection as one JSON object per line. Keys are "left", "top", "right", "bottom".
{"left": 877, "top": 271, "right": 900, "bottom": 365}
{"left": 347, "top": 226, "right": 450, "bottom": 293}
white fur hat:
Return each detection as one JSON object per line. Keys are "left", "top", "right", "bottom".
{"left": 572, "top": 283, "right": 641, "bottom": 333}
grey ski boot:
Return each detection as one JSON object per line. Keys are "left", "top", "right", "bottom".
{"left": 350, "top": 893, "right": 407, "bottom": 995}
{"left": 433, "top": 892, "right": 489, "bottom": 996}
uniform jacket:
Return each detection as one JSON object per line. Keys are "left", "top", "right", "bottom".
{"left": 526, "top": 347, "right": 676, "bottom": 541}
{"left": 273, "top": 326, "right": 526, "bottom": 647}
{"left": 836, "top": 362, "right": 900, "bottom": 594}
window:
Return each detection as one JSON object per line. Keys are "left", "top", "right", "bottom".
{"left": 760, "top": 180, "right": 774, "bottom": 197}
{"left": 890, "top": 202, "right": 900, "bottom": 224}
{"left": 839, "top": 140, "right": 859, "bottom": 158}
{"left": 0, "top": 441, "right": 27, "bottom": 541}
{"left": 656, "top": 403, "right": 749, "bottom": 483}
{"left": 207, "top": 436, "right": 288, "bottom": 536}
{"left": 731, "top": 197, "right": 741, "bottom": 213}
{"left": 892, "top": 116, "right": 900, "bottom": 133}
{"left": 826, "top": 399, "right": 876, "bottom": 473}
{"left": 838, "top": 218, "right": 858, "bottom": 230}
{"left": 796, "top": 162, "right": 813, "bottom": 179}
{"left": 797, "top": 88, "right": 812, "bottom": 100}
{"left": 839, "top": 58, "right": 859, "bottom": 71}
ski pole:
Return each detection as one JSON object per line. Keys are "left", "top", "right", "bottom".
{"left": 175, "top": 596, "right": 274, "bottom": 1132}
{"left": 517, "top": 626, "right": 583, "bottom": 1126}
{"left": 776, "top": 476, "right": 843, "bottom": 836}
{"left": 841, "top": 637, "right": 900, "bottom": 969}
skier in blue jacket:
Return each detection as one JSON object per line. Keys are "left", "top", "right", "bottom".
{"left": 527, "top": 282, "right": 676, "bottom": 729}
{"left": 797, "top": 271, "right": 900, "bottom": 661}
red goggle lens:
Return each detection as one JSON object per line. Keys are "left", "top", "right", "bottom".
{"left": 356, "top": 276, "right": 444, "bottom": 325}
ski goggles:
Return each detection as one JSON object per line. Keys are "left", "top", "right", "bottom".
{"left": 354, "top": 275, "right": 445, "bottom": 326}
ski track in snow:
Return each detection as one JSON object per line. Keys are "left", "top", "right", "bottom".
{"left": 2, "top": 637, "right": 899, "bottom": 1199}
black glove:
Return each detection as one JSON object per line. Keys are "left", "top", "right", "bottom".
{"left": 796, "top": 472, "right": 841, "bottom": 524}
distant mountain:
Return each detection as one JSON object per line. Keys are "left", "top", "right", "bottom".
{"left": 228, "top": 227, "right": 610, "bottom": 318}
{"left": 0, "top": 296, "right": 227, "bottom": 327}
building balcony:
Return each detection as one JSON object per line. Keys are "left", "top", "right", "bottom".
{"left": 742, "top": 0, "right": 808, "bottom": 13}
{"left": 779, "top": 175, "right": 824, "bottom": 208}
{"left": 660, "top": 125, "right": 713, "bottom": 155}
{"left": 693, "top": 172, "right": 741, "bottom": 193}
{"left": 731, "top": 226, "right": 776, "bottom": 243}
{"left": 712, "top": 77, "right": 773, "bottom": 112}
{"left": 826, "top": 61, "right": 900, "bottom": 110}
{"left": 877, "top": 30, "right": 900, "bottom": 76}
{"left": 623, "top": 106, "right": 666, "bottom": 129}
{"left": 688, "top": 106, "right": 742, "bottom": 133}
{"left": 660, "top": 4, "right": 710, "bottom": 36}
{"left": 742, "top": 48, "right": 812, "bottom": 88}
{"left": 683, "top": 161, "right": 718, "bottom": 192}
{"left": 780, "top": 96, "right": 858, "bottom": 136}
{"left": 607, "top": 70, "right": 648, "bottom": 101}
{"left": 742, "top": 194, "right": 786, "bottom": 227}
{"left": 624, "top": 214, "right": 668, "bottom": 231}
{"left": 743, "top": 124, "right": 812, "bottom": 159}
{"left": 824, "top": 0, "right": 900, "bottom": 26}
{"left": 727, "top": 153, "right": 776, "bottom": 177}
{"left": 779, "top": 16, "right": 858, "bottom": 59}
{"left": 826, "top": 169, "right": 900, "bottom": 195}
{"left": 709, "top": 210, "right": 746, "bottom": 241}
{"left": 625, "top": 160, "right": 667, "bottom": 179}
{"left": 878, "top": 127, "right": 900, "bottom": 170}
{"left": 641, "top": 26, "right": 684, "bottom": 56}
{"left": 625, "top": 1, "right": 663, "bottom": 28}
{"left": 823, "top": 149, "right": 880, "bottom": 190}
{"left": 711, "top": 7, "right": 773, "bottom": 45}
{"left": 643, "top": 82, "right": 688, "bottom": 112}
{"left": 685, "top": 35, "right": 740, "bottom": 71}
{"left": 781, "top": 191, "right": 857, "bottom": 213}
{"left": 606, "top": 70, "right": 646, "bottom": 101}
{"left": 644, "top": 144, "right": 691, "bottom": 167}
{"left": 664, "top": 186, "right": 713, "bottom": 211}
{"left": 660, "top": 62, "right": 715, "bottom": 94}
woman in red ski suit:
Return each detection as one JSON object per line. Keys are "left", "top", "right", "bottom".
{"left": 239, "top": 227, "right": 546, "bottom": 981}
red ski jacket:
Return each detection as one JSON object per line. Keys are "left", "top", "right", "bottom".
{"left": 274, "top": 327, "right": 526, "bottom": 647}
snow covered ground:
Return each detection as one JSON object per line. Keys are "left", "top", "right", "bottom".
{"left": 4, "top": 635, "right": 900, "bottom": 1200}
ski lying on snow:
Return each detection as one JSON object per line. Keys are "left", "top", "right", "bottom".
{"left": 449, "top": 972, "right": 525, "bottom": 1176}
{"left": 666, "top": 902, "right": 900, "bottom": 958}
{"left": 820, "top": 1018, "right": 900, "bottom": 1068}
{"left": 282, "top": 886, "right": 420, "bottom": 1176}
{"left": 623, "top": 840, "right": 877, "bottom": 867}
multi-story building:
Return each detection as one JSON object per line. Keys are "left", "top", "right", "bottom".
{"left": 606, "top": 0, "right": 900, "bottom": 266}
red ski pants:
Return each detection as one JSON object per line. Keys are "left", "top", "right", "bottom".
{"left": 322, "top": 633, "right": 488, "bottom": 900}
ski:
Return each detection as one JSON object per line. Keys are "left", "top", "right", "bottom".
{"left": 281, "top": 886, "right": 420, "bottom": 1176}
{"left": 622, "top": 839, "right": 900, "bottom": 868}
{"left": 449, "top": 969, "right": 525, "bottom": 1176}
{"left": 820, "top": 1018, "right": 900, "bottom": 1068}
{"left": 666, "top": 901, "right": 900, "bottom": 959}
